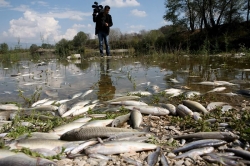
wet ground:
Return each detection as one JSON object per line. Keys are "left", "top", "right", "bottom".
{"left": 0, "top": 54, "right": 250, "bottom": 105}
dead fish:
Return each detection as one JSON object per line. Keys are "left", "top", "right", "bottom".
{"left": 203, "top": 153, "right": 240, "bottom": 166}
{"left": 172, "top": 139, "right": 227, "bottom": 153}
{"left": 225, "top": 148, "right": 250, "bottom": 159}
{"left": 176, "top": 104, "right": 194, "bottom": 117}
{"left": 128, "top": 91, "right": 152, "bottom": 96}
{"left": 85, "top": 141, "right": 157, "bottom": 155}
{"left": 160, "top": 153, "right": 169, "bottom": 166}
{"left": 109, "top": 100, "right": 148, "bottom": 106}
{"left": 81, "top": 119, "right": 114, "bottom": 127}
{"left": 60, "top": 127, "right": 139, "bottom": 141}
{"left": 9, "top": 139, "right": 69, "bottom": 150}
{"left": 71, "top": 92, "right": 83, "bottom": 99}
{"left": 182, "top": 100, "right": 209, "bottom": 114}
{"left": 207, "top": 102, "right": 228, "bottom": 111}
{"left": 147, "top": 147, "right": 161, "bottom": 166}
{"left": 58, "top": 103, "right": 68, "bottom": 116}
{"left": 81, "top": 90, "right": 93, "bottom": 98}
{"left": 184, "top": 91, "right": 201, "bottom": 98}
{"left": 112, "top": 113, "right": 131, "bottom": 127}
{"left": 72, "top": 104, "right": 96, "bottom": 116}
{"left": 69, "top": 140, "right": 98, "bottom": 155}
{"left": 21, "top": 105, "right": 58, "bottom": 112}
{"left": 0, "top": 153, "right": 57, "bottom": 166}
{"left": 175, "top": 147, "right": 214, "bottom": 159}
{"left": 0, "top": 104, "right": 19, "bottom": 111}
{"left": 158, "top": 103, "right": 176, "bottom": 115}
{"left": 173, "top": 132, "right": 239, "bottom": 141}
{"left": 125, "top": 105, "right": 169, "bottom": 116}
{"left": 0, "top": 149, "right": 18, "bottom": 159}
{"left": 164, "top": 88, "right": 184, "bottom": 97}
{"left": 207, "top": 87, "right": 226, "bottom": 93}
{"left": 130, "top": 109, "right": 142, "bottom": 129}
{"left": 31, "top": 98, "right": 50, "bottom": 107}
{"left": 49, "top": 122, "right": 87, "bottom": 136}
{"left": 106, "top": 95, "right": 140, "bottom": 103}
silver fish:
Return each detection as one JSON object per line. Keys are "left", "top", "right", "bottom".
{"left": 31, "top": 98, "right": 50, "bottom": 107}
{"left": 125, "top": 105, "right": 169, "bottom": 116}
{"left": 158, "top": 103, "right": 176, "bottom": 115}
{"left": 182, "top": 100, "right": 209, "bottom": 114}
{"left": 9, "top": 139, "right": 69, "bottom": 150}
{"left": 81, "top": 90, "right": 93, "bottom": 98}
{"left": 0, "top": 104, "right": 19, "bottom": 111}
{"left": 72, "top": 104, "right": 96, "bottom": 116}
{"left": 172, "top": 139, "right": 227, "bottom": 153}
{"left": 81, "top": 119, "right": 114, "bottom": 127}
{"left": 112, "top": 113, "right": 131, "bottom": 127}
{"left": 21, "top": 105, "right": 58, "bottom": 112}
{"left": 176, "top": 104, "right": 194, "bottom": 117}
{"left": 49, "top": 122, "right": 86, "bottom": 136}
{"left": 175, "top": 147, "right": 214, "bottom": 159}
{"left": 130, "top": 109, "right": 142, "bottom": 129}
{"left": 85, "top": 141, "right": 157, "bottom": 155}
{"left": 0, "top": 153, "right": 57, "bottom": 166}
{"left": 147, "top": 147, "right": 161, "bottom": 166}
{"left": 58, "top": 103, "right": 68, "bottom": 116}
{"left": 173, "top": 132, "right": 239, "bottom": 141}
{"left": 207, "top": 102, "right": 228, "bottom": 111}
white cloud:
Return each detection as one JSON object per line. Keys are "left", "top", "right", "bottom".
{"left": 101, "top": 0, "right": 140, "bottom": 8}
{"left": 129, "top": 25, "right": 145, "bottom": 29}
{"left": 44, "top": 11, "right": 91, "bottom": 21}
{"left": 11, "top": 5, "right": 30, "bottom": 12}
{"left": 31, "top": 1, "right": 48, "bottom": 6}
{"left": 130, "top": 9, "right": 146, "bottom": 17}
{"left": 6, "top": 10, "right": 61, "bottom": 42}
{"left": 0, "top": 0, "right": 11, "bottom": 7}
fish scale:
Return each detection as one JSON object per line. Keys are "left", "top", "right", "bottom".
{"left": 60, "top": 127, "right": 139, "bottom": 141}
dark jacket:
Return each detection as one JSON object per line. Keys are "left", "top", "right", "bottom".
{"left": 93, "top": 12, "right": 113, "bottom": 35}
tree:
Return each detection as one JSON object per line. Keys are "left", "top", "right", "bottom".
{"left": 29, "top": 44, "right": 39, "bottom": 55}
{"left": 0, "top": 43, "right": 9, "bottom": 54}
{"left": 55, "top": 39, "right": 72, "bottom": 57}
{"left": 73, "top": 31, "right": 87, "bottom": 48}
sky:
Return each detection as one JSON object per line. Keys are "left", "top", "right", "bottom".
{"left": 0, "top": 0, "right": 168, "bottom": 48}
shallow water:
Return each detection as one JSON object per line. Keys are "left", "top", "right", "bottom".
{"left": 0, "top": 55, "right": 250, "bottom": 105}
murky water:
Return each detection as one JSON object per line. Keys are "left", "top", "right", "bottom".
{"left": 1, "top": 55, "right": 250, "bottom": 105}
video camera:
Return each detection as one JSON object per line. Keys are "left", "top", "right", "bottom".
{"left": 92, "top": 1, "right": 103, "bottom": 14}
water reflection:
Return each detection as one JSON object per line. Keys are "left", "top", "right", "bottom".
{"left": 97, "top": 58, "right": 116, "bottom": 101}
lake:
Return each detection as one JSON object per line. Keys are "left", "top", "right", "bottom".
{"left": 0, "top": 54, "right": 250, "bottom": 105}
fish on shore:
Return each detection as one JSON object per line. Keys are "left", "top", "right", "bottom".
{"left": 172, "top": 139, "right": 227, "bottom": 153}
{"left": 173, "top": 132, "right": 239, "bottom": 141}
{"left": 129, "top": 109, "right": 142, "bottom": 129}
{"left": 0, "top": 153, "right": 57, "bottom": 166}
{"left": 175, "top": 147, "right": 214, "bottom": 159}
{"left": 125, "top": 105, "right": 169, "bottom": 116}
{"left": 85, "top": 141, "right": 158, "bottom": 155}
{"left": 182, "top": 100, "right": 209, "bottom": 114}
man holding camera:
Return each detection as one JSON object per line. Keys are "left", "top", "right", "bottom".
{"left": 93, "top": 5, "right": 113, "bottom": 57}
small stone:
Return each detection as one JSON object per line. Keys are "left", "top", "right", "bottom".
{"left": 167, "top": 152, "right": 176, "bottom": 158}
{"left": 56, "top": 159, "right": 73, "bottom": 166}
{"left": 174, "top": 160, "right": 184, "bottom": 166}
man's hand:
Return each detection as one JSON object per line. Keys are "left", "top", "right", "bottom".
{"left": 105, "top": 23, "right": 108, "bottom": 26}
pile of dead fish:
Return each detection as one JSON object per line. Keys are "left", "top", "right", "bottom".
{"left": 0, "top": 90, "right": 250, "bottom": 166}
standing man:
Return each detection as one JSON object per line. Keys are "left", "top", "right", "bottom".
{"left": 93, "top": 5, "right": 113, "bottom": 57}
